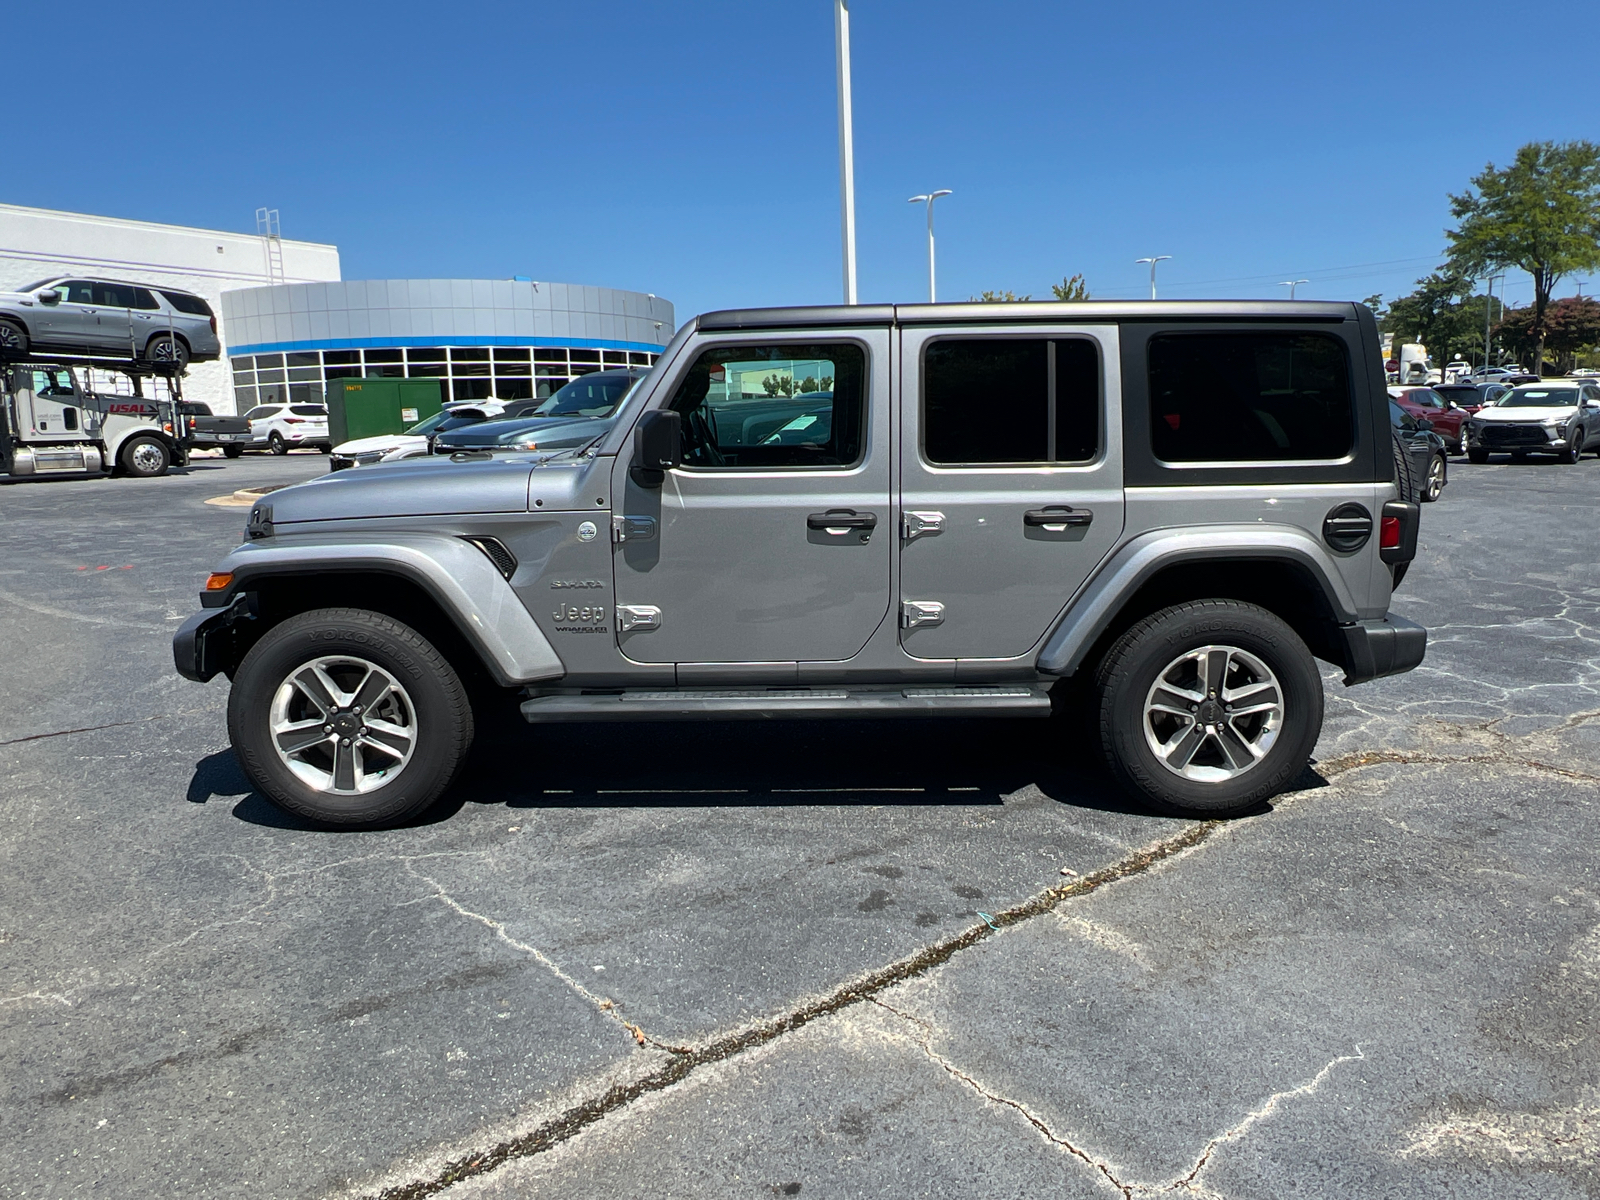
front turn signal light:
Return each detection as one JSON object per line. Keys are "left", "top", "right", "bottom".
{"left": 205, "top": 572, "right": 235, "bottom": 591}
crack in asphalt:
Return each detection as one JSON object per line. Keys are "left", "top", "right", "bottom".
{"left": 871, "top": 995, "right": 1363, "bottom": 1199}
{"left": 359, "top": 821, "right": 1221, "bottom": 1200}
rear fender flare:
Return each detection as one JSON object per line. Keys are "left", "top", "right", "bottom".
{"left": 1036, "top": 525, "right": 1361, "bottom": 676}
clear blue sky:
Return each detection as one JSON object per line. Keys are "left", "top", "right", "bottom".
{"left": 7, "top": 0, "right": 1598, "bottom": 318}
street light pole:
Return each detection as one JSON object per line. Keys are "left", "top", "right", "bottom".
{"left": 907, "top": 190, "right": 952, "bottom": 302}
{"left": 1279, "top": 279, "right": 1309, "bottom": 299}
{"left": 834, "top": 0, "right": 857, "bottom": 305}
{"left": 1135, "top": 255, "right": 1171, "bottom": 300}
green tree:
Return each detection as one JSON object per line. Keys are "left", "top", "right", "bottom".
{"left": 1381, "top": 272, "right": 1489, "bottom": 365}
{"left": 1050, "top": 274, "right": 1091, "bottom": 301}
{"left": 1445, "top": 140, "right": 1600, "bottom": 373}
{"left": 761, "top": 374, "right": 795, "bottom": 397}
{"left": 975, "top": 289, "right": 1030, "bottom": 302}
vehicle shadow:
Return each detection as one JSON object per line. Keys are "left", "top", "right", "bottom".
{"left": 205, "top": 710, "right": 1307, "bottom": 832}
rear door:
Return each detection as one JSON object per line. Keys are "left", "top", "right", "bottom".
{"left": 898, "top": 324, "right": 1124, "bottom": 662}
{"left": 611, "top": 328, "right": 893, "bottom": 666}
{"left": 90, "top": 281, "right": 137, "bottom": 354}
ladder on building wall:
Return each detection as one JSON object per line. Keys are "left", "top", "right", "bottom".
{"left": 256, "top": 207, "right": 285, "bottom": 284}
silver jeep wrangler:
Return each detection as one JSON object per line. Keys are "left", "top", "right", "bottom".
{"left": 175, "top": 301, "right": 1424, "bottom": 827}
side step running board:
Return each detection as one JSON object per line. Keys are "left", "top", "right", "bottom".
{"left": 520, "top": 685, "right": 1053, "bottom": 723}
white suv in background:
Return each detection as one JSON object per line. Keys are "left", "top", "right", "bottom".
{"left": 236, "top": 403, "right": 332, "bottom": 456}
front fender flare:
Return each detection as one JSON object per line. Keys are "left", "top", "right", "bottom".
{"left": 1035, "top": 525, "right": 1361, "bottom": 676}
{"left": 197, "top": 533, "right": 565, "bottom": 685}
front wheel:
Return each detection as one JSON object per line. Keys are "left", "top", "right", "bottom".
{"left": 119, "top": 435, "right": 170, "bottom": 478}
{"left": 223, "top": 445, "right": 244, "bottom": 458}
{"left": 1467, "top": 447, "right": 1489, "bottom": 464}
{"left": 1560, "top": 430, "right": 1583, "bottom": 464}
{"left": 268, "top": 431, "right": 288, "bottom": 456}
{"left": 227, "top": 609, "right": 474, "bottom": 828}
{"left": 0, "top": 320, "right": 29, "bottom": 356}
{"left": 1095, "top": 600, "right": 1323, "bottom": 816}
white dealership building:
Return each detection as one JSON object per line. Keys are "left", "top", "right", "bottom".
{"left": 0, "top": 204, "right": 675, "bottom": 415}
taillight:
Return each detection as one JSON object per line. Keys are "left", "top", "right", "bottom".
{"left": 283, "top": 417, "right": 305, "bottom": 424}
{"left": 1379, "top": 516, "right": 1401, "bottom": 549}
{"left": 209, "top": 316, "right": 217, "bottom": 334}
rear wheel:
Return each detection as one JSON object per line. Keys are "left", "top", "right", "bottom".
{"left": 227, "top": 608, "right": 473, "bottom": 828}
{"left": 0, "top": 320, "right": 28, "bottom": 356}
{"left": 1095, "top": 600, "right": 1323, "bottom": 817}
{"left": 223, "top": 445, "right": 244, "bottom": 458}
{"left": 143, "top": 333, "right": 190, "bottom": 372}
{"left": 1391, "top": 429, "right": 1419, "bottom": 503}
{"left": 1421, "top": 452, "right": 1446, "bottom": 501}
{"left": 119, "top": 435, "right": 170, "bottom": 478}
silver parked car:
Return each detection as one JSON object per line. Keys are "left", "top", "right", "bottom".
{"left": 0, "top": 278, "right": 222, "bottom": 369}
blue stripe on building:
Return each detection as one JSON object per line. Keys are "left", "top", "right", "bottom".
{"left": 228, "top": 334, "right": 668, "bottom": 357}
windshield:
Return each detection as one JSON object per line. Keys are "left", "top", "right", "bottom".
{"left": 533, "top": 372, "right": 636, "bottom": 418}
{"left": 19, "top": 278, "right": 60, "bottom": 293}
{"left": 1500, "top": 387, "right": 1579, "bottom": 408}
{"left": 404, "top": 411, "right": 452, "bottom": 435}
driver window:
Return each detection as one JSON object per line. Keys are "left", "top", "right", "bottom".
{"left": 667, "top": 342, "right": 865, "bottom": 469}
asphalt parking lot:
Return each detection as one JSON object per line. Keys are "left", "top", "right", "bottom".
{"left": 2, "top": 451, "right": 1597, "bottom": 1199}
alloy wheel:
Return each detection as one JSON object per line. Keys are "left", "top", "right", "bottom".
{"left": 268, "top": 655, "right": 418, "bottom": 794}
{"left": 1142, "top": 644, "right": 1283, "bottom": 783}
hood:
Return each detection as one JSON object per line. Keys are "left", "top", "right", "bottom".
{"left": 257, "top": 450, "right": 610, "bottom": 525}
{"left": 1475, "top": 405, "right": 1576, "bottom": 422}
{"left": 332, "top": 433, "right": 429, "bottom": 455}
{"left": 434, "top": 413, "right": 615, "bottom": 449}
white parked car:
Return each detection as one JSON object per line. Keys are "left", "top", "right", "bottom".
{"left": 234, "top": 402, "right": 333, "bottom": 456}
{"left": 327, "top": 402, "right": 515, "bottom": 471}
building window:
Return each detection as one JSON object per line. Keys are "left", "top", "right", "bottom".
{"left": 534, "top": 348, "right": 567, "bottom": 362}
{"left": 287, "top": 352, "right": 320, "bottom": 367}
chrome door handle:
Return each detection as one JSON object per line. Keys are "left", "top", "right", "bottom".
{"left": 807, "top": 509, "right": 877, "bottom": 532}
{"left": 1023, "top": 506, "right": 1093, "bottom": 530}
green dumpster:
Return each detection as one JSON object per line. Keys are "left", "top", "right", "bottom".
{"left": 327, "top": 377, "right": 444, "bottom": 445}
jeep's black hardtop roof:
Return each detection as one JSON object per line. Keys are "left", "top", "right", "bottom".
{"left": 698, "top": 299, "right": 1360, "bottom": 331}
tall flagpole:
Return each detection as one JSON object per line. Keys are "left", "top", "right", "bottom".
{"left": 835, "top": 0, "right": 858, "bottom": 304}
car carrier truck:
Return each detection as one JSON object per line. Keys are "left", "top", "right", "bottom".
{"left": 1, "top": 361, "right": 189, "bottom": 479}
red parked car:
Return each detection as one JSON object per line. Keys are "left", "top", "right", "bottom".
{"left": 1389, "top": 386, "right": 1467, "bottom": 453}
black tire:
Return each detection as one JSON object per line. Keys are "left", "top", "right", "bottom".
{"left": 1559, "top": 430, "right": 1582, "bottom": 464}
{"left": 1392, "top": 429, "right": 1419, "bottom": 503}
{"left": 319, "top": 443, "right": 332, "bottom": 454}
{"left": 268, "top": 431, "right": 288, "bottom": 456}
{"left": 0, "top": 320, "right": 28, "bottom": 356}
{"left": 119, "top": 435, "right": 170, "bottom": 478}
{"left": 1095, "top": 600, "right": 1323, "bottom": 817}
{"left": 227, "top": 608, "right": 474, "bottom": 828}
{"left": 223, "top": 445, "right": 244, "bottom": 459}
{"left": 144, "top": 333, "right": 190, "bottom": 372}
{"left": 1467, "top": 447, "right": 1489, "bottom": 465}
{"left": 1421, "top": 452, "right": 1446, "bottom": 502}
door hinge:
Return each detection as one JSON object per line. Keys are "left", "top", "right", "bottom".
{"left": 612, "top": 515, "right": 657, "bottom": 542}
{"left": 902, "top": 510, "right": 945, "bottom": 542}
{"left": 900, "top": 600, "right": 945, "bottom": 629}
{"left": 617, "top": 604, "right": 662, "bottom": 632}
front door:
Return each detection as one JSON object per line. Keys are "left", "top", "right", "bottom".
{"left": 36, "top": 281, "right": 112, "bottom": 350}
{"left": 611, "top": 330, "right": 893, "bottom": 665}
{"left": 898, "top": 325, "right": 1125, "bottom": 661}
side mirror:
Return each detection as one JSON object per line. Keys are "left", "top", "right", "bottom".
{"left": 37, "top": 291, "right": 61, "bottom": 306}
{"left": 630, "top": 409, "right": 681, "bottom": 487}
{"left": 1416, "top": 417, "right": 1434, "bottom": 431}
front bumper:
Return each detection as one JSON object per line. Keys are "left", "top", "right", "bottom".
{"left": 1338, "top": 614, "right": 1427, "bottom": 685}
{"left": 173, "top": 595, "right": 253, "bottom": 682}
{"left": 1468, "top": 422, "right": 1565, "bottom": 449}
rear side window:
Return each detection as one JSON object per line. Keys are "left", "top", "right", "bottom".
{"left": 290, "top": 405, "right": 326, "bottom": 416}
{"left": 132, "top": 287, "right": 161, "bottom": 311}
{"left": 1149, "top": 332, "right": 1352, "bottom": 463}
{"left": 923, "top": 338, "right": 1100, "bottom": 465}
{"left": 160, "top": 290, "right": 214, "bottom": 317}
{"left": 91, "top": 281, "right": 139, "bottom": 308}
